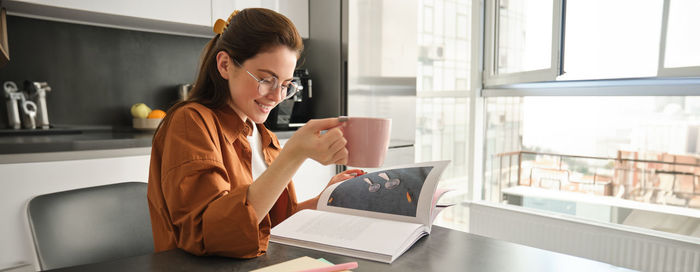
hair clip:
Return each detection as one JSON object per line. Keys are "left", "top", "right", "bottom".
{"left": 213, "top": 10, "right": 240, "bottom": 35}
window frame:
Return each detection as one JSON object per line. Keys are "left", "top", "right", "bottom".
{"left": 483, "top": 0, "right": 564, "bottom": 87}
{"left": 481, "top": 0, "right": 700, "bottom": 97}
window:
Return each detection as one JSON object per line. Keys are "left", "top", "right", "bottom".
{"left": 485, "top": 0, "right": 700, "bottom": 87}
{"left": 484, "top": 0, "right": 563, "bottom": 86}
{"left": 349, "top": 0, "right": 475, "bottom": 203}
{"left": 659, "top": 0, "right": 700, "bottom": 76}
{"left": 415, "top": 0, "right": 474, "bottom": 219}
{"left": 559, "top": 0, "right": 663, "bottom": 80}
{"left": 497, "top": 0, "right": 553, "bottom": 73}
{"left": 483, "top": 96, "right": 700, "bottom": 238}
{"left": 480, "top": 0, "right": 700, "bottom": 239}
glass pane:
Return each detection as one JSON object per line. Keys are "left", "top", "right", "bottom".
{"left": 416, "top": 0, "right": 472, "bottom": 194}
{"left": 497, "top": 0, "right": 553, "bottom": 74}
{"left": 348, "top": 0, "right": 418, "bottom": 153}
{"left": 664, "top": 0, "right": 700, "bottom": 68}
{"left": 559, "top": 0, "right": 663, "bottom": 80}
{"left": 359, "top": 0, "right": 472, "bottom": 230}
{"left": 484, "top": 96, "right": 700, "bottom": 239}
{"left": 418, "top": 1, "right": 472, "bottom": 92}
{"left": 415, "top": 97, "right": 471, "bottom": 182}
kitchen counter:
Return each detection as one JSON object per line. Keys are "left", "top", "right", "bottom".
{"left": 0, "top": 126, "right": 411, "bottom": 164}
{"left": 0, "top": 126, "right": 297, "bottom": 164}
{"left": 0, "top": 126, "right": 154, "bottom": 155}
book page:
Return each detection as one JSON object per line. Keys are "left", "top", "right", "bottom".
{"left": 271, "top": 209, "right": 424, "bottom": 256}
{"left": 430, "top": 188, "right": 457, "bottom": 225}
{"left": 317, "top": 161, "right": 449, "bottom": 226}
{"left": 432, "top": 187, "right": 455, "bottom": 208}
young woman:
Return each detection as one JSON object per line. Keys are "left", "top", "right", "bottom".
{"left": 147, "top": 8, "right": 363, "bottom": 258}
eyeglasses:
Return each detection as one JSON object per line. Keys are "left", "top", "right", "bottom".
{"left": 233, "top": 59, "right": 300, "bottom": 100}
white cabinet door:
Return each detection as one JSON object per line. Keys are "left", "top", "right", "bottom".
{"left": 4, "top": 0, "right": 213, "bottom": 37}
{"left": 211, "top": 0, "right": 260, "bottom": 25}
{"left": 277, "top": 0, "right": 308, "bottom": 39}
{"left": 10, "top": 0, "right": 211, "bottom": 26}
{"left": 211, "top": 0, "right": 309, "bottom": 38}
{"left": 278, "top": 138, "right": 336, "bottom": 201}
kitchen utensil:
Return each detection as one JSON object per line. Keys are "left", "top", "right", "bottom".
{"left": 3, "top": 81, "right": 21, "bottom": 129}
{"left": 25, "top": 81, "right": 51, "bottom": 129}
{"left": 178, "top": 83, "right": 192, "bottom": 101}
{"left": 21, "top": 98, "right": 37, "bottom": 129}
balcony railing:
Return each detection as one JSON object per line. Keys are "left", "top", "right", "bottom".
{"left": 490, "top": 150, "right": 700, "bottom": 209}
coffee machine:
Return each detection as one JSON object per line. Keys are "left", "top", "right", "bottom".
{"left": 264, "top": 68, "right": 313, "bottom": 130}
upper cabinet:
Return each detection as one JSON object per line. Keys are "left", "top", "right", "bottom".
{"left": 12, "top": 0, "right": 211, "bottom": 26}
{"left": 2, "top": 0, "right": 309, "bottom": 38}
{"left": 212, "top": 0, "right": 308, "bottom": 38}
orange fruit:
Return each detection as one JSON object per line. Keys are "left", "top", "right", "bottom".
{"left": 147, "top": 109, "right": 166, "bottom": 119}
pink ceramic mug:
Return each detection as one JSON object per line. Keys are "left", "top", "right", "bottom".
{"left": 339, "top": 116, "right": 392, "bottom": 168}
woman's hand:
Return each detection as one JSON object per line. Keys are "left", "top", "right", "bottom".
{"left": 323, "top": 169, "right": 366, "bottom": 191}
{"left": 296, "top": 169, "right": 365, "bottom": 211}
{"left": 284, "top": 118, "right": 348, "bottom": 165}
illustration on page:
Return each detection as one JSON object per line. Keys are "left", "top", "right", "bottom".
{"left": 326, "top": 166, "right": 434, "bottom": 217}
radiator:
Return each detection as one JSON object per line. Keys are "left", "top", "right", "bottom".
{"left": 468, "top": 201, "right": 700, "bottom": 272}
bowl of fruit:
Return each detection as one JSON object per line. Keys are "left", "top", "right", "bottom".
{"left": 131, "top": 103, "right": 166, "bottom": 130}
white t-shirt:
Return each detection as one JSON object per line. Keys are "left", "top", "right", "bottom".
{"left": 247, "top": 124, "right": 268, "bottom": 181}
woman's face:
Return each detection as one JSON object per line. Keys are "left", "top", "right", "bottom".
{"left": 223, "top": 46, "right": 298, "bottom": 124}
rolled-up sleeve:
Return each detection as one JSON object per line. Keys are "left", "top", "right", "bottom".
{"left": 162, "top": 160, "right": 262, "bottom": 258}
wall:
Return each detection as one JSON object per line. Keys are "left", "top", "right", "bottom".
{"left": 0, "top": 15, "right": 208, "bottom": 128}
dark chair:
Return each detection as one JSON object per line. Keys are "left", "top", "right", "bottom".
{"left": 27, "top": 182, "right": 154, "bottom": 270}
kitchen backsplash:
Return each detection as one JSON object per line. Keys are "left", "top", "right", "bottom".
{"left": 0, "top": 15, "right": 209, "bottom": 128}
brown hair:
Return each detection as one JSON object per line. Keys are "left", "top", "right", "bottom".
{"left": 156, "top": 8, "right": 303, "bottom": 134}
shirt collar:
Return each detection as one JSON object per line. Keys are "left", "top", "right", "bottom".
{"left": 216, "top": 105, "right": 248, "bottom": 143}
{"left": 216, "top": 105, "right": 280, "bottom": 150}
{"left": 257, "top": 123, "right": 281, "bottom": 150}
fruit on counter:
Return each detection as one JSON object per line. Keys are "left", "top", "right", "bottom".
{"left": 147, "top": 109, "right": 166, "bottom": 119}
{"left": 130, "top": 103, "right": 152, "bottom": 119}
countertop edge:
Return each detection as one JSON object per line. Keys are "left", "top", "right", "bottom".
{"left": 0, "top": 147, "right": 152, "bottom": 164}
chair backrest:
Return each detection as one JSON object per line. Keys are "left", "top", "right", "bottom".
{"left": 27, "top": 182, "right": 154, "bottom": 270}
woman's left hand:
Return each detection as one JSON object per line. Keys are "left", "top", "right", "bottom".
{"left": 301, "top": 169, "right": 366, "bottom": 211}
{"left": 324, "top": 169, "right": 365, "bottom": 191}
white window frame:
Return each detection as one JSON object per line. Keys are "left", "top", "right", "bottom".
{"left": 483, "top": 0, "right": 564, "bottom": 87}
{"left": 657, "top": 0, "right": 700, "bottom": 77}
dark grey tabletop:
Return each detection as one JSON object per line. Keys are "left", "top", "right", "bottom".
{"left": 49, "top": 226, "right": 632, "bottom": 272}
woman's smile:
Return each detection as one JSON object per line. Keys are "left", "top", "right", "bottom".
{"left": 255, "top": 100, "right": 275, "bottom": 113}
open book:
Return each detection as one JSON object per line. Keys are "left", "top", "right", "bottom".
{"left": 271, "top": 161, "right": 451, "bottom": 263}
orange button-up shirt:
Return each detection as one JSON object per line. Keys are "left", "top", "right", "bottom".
{"left": 147, "top": 102, "right": 298, "bottom": 258}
